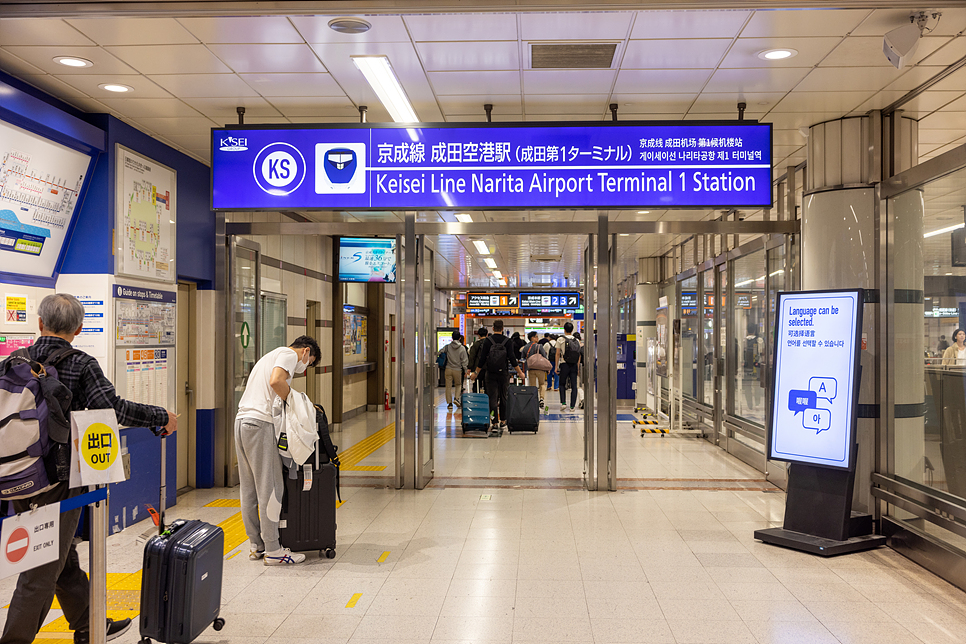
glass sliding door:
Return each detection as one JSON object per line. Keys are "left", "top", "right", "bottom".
{"left": 227, "top": 237, "right": 260, "bottom": 488}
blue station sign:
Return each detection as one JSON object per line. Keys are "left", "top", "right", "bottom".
{"left": 211, "top": 122, "right": 772, "bottom": 210}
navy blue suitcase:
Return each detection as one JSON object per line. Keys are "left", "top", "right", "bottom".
{"left": 507, "top": 385, "right": 540, "bottom": 433}
{"left": 139, "top": 519, "right": 225, "bottom": 644}
{"left": 461, "top": 392, "right": 491, "bottom": 431}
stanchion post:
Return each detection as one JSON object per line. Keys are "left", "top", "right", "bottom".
{"left": 89, "top": 485, "right": 108, "bottom": 644}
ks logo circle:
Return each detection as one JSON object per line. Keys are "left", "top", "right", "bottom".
{"left": 253, "top": 142, "right": 306, "bottom": 196}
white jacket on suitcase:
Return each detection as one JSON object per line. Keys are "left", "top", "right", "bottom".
{"left": 271, "top": 391, "right": 318, "bottom": 466}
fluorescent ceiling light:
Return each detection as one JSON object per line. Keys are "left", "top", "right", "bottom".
{"left": 924, "top": 222, "right": 964, "bottom": 238}
{"left": 758, "top": 48, "right": 798, "bottom": 60}
{"left": 637, "top": 210, "right": 650, "bottom": 214}
{"left": 456, "top": 214, "right": 473, "bottom": 223}
{"left": 493, "top": 270, "right": 503, "bottom": 279}
{"left": 352, "top": 56, "right": 418, "bottom": 123}
{"left": 54, "top": 56, "right": 93, "bottom": 68}
{"left": 484, "top": 258, "right": 497, "bottom": 268}
{"left": 473, "top": 240, "right": 490, "bottom": 254}
{"left": 499, "top": 279, "right": 507, "bottom": 286}
{"left": 99, "top": 83, "right": 133, "bottom": 93}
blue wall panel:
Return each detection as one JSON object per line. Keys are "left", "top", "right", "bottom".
{"left": 109, "top": 427, "right": 178, "bottom": 534}
{"left": 195, "top": 408, "right": 216, "bottom": 489}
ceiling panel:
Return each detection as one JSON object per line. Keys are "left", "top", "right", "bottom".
{"left": 525, "top": 94, "right": 610, "bottom": 115}
{"left": 132, "top": 116, "right": 219, "bottom": 137}
{"left": 853, "top": 90, "right": 963, "bottom": 115}
{"left": 614, "top": 69, "right": 712, "bottom": 94}
{"left": 290, "top": 15, "right": 412, "bottom": 44}
{"left": 66, "top": 18, "right": 198, "bottom": 46}
{"left": 523, "top": 70, "right": 616, "bottom": 95}
{"left": 919, "top": 36, "right": 966, "bottom": 67}
{"left": 149, "top": 73, "right": 261, "bottom": 98}
{"left": 415, "top": 41, "right": 519, "bottom": 72}
{"left": 820, "top": 35, "right": 947, "bottom": 68}
{"left": 53, "top": 74, "right": 173, "bottom": 98}
{"left": 704, "top": 67, "right": 810, "bottom": 93}
{"left": 689, "top": 92, "right": 784, "bottom": 113}
{"left": 0, "top": 19, "right": 94, "bottom": 47}
{"left": 851, "top": 8, "right": 966, "bottom": 37}
{"left": 611, "top": 93, "right": 695, "bottom": 113}
{"left": 0, "top": 52, "right": 48, "bottom": 77}
{"left": 12, "top": 74, "right": 88, "bottom": 98}
{"left": 631, "top": 10, "right": 750, "bottom": 40}
{"left": 180, "top": 96, "right": 282, "bottom": 118}
{"left": 89, "top": 97, "right": 201, "bottom": 118}
{"left": 437, "top": 95, "right": 523, "bottom": 115}
{"left": 106, "top": 45, "right": 232, "bottom": 75}
{"left": 266, "top": 96, "right": 359, "bottom": 118}
{"left": 405, "top": 14, "right": 518, "bottom": 42}
{"left": 796, "top": 66, "right": 918, "bottom": 92}
{"left": 622, "top": 38, "right": 730, "bottom": 69}
{"left": 740, "top": 9, "right": 869, "bottom": 38}
{"left": 177, "top": 16, "right": 305, "bottom": 44}
{"left": 428, "top": 70, "right": 522, "bottom": 95}
{"left": 239, "top": 73, "right": 345, "bottom": 98}
{"left": 207, "top": 44, "right": 328, "bottom": 74}
{"left": 3, "top": 45, "right": 137, "bottom": 75}
{"left": 520, "top": 11, "right": 634, "bottom": 41}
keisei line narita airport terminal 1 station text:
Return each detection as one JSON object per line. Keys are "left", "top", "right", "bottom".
{"left": 210, "top": 122, "right": 772, "bottom": 211}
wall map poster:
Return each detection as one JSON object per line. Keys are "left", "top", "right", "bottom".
{"left": 0, "top": 119, "right": 92, "bottom": 280}
{"left": 116, "top": 146, "right": 176, "bottom": 283}
{"left": 343, "top": 312, "right": 367, "bottom": 359}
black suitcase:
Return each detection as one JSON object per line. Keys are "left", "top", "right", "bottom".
{"left": 506, "top": 385, "right": 540, "bottom": 432}
{"left": 139, "top": 519, "right": 225, "bottom": 644}
{"left": 279, "top": 461, "right": 339, "bottom": 558}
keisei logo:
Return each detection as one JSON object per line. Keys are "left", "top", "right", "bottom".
{"left": 253, "top": 142, "right": 306, "bottom": 196}
{"left": 315, "top": 143, "right": 366, "bottom": 194}
{"left": 219, "top": 136, "right": 248, "bottom": 152}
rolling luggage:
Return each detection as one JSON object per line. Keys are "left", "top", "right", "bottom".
{"left": 279, "top": 461, "right": 339, "bottom": 558}
{"left": 279, "top": 403, "right": 340, "bottom": 558}
{"left": 506, "top": 385, "right": 540, "bottom": 433}
{"left": 461, "top": 391, "right": 491, "bottom": 432}
{"left": 139, "top": 519, "right": 225, "bottom": 644}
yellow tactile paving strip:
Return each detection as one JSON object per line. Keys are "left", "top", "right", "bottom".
{"left": 339, "top": 422, "right": 394, "bottom": 471}
{"left": 204, "top": 498, "right": 241, "bottom": 508}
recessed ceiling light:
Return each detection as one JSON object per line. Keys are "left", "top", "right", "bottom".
{"left": 637, "top": 210, "right": 650, "bottom": 214}
{"left": 328, "top": 17, "right": 372, "bottom": 34}
{"left": 484, "top": 258, "right": 497, "bottom": 268}
{"left": 758, "top": 49, "right": 798, "bottom": 61}
{"left": 99, "top": 83, "right": 133, "bottom": 93}
{"left": 473, "top": 240, "right": 490, "bottom": 254}
{"left": 455, "top": 214, "right": 473, "bottom": 223}
{"left": 54, "top": 56, "right": 93, "bottom": 68}
{"left": 619, "top": 233, "right": 630, "bottom": 236}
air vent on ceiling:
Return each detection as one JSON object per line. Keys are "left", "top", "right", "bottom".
{"left": 531, "top": 254, "right": 563, "bottom": 262}
{"left": 530, "top": 43, "right": 618, "bottom": 69}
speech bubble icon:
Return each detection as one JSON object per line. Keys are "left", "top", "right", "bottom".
{"left": 803, "top": 408, "right": 831, "bottom": 433}
{"left": 809, "top": 377, "right": 837, "bottom": 402}
{"left": 788, "top": 389, "right": 817, "bottom": 416}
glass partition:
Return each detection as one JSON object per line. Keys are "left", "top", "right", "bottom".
{"left": 680, "top": 275, "right": 699, "bottom": 399}
{"left": 731, "top": 250, "right": 767, "bottom": 426}
{"left": 702, "top": 270, "right": 715, "bottom": 405}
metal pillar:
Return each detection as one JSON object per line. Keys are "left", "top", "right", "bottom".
{"left": 597, "top": 215, "right": 615, "bottom": 491}
{"left": 394, "top": 233, "right": 403, "bottom": 489}
{"left": 89, "top": 488, "right": 107, "bottom": 644}
{"left": 402, "top": 214, "right": 417, "bottom": 489}
{"left": 583, "top": 238, "right": 596, "bottom": 490}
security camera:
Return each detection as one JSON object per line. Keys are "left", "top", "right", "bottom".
{"left": 883, "top": 23, "right": 921, "bottom": 69}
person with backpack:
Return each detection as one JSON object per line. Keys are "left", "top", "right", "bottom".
{"left": 438, "top": 330, "right": 468, "bottom": 410}
{"left": 546, "top": 334, "right": 559, "bottom": 391}
{"left": 522, "top": 331, "right": 551, "bottom": 412}
{"left": 555, "top": 322, "right": 583, "bottom": 412}
{"left": 0, "top": 294, "right": 178, "bottom": 644}
{"left": 469, "top": 319, "right": 524, "bottom": 435}
{"left": 467, "top": 327, "right": 488, "bottom": 394}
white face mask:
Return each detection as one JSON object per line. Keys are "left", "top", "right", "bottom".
{"left": 294, "top": 350, "right": 310, "bottom": 374}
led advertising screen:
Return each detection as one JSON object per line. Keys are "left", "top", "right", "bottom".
{"left": 0, "top": 119, "right": 95, "bottom": 282}
{"left": 768, "top": 289, "right": 863, "bottom": 470}
{"left": 211, "top": 122, "right": 772, "bottom": 210}
{"left": 337, "top": 237, "right": 396, "bottom": 283}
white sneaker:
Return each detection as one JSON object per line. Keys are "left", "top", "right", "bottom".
{"left": 264, "top": 548, "right": 306, "bottom": 565}
{"left": 561, "top": 404, "right": 568, "bottom": 412}
{"left": 249, "top": 548, "right": 265, "bottom": 560}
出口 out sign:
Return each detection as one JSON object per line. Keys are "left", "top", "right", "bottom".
{"left": 211, "top": 121, "right": 772, "bottom": 211}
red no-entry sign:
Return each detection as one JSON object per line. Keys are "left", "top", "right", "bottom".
{"left": 5, "top": 527, "right": 29, "bottom": 564}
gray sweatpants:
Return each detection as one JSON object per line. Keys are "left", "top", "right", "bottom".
{"left": 234, "top": 417, "right": 284, "bottom": 553}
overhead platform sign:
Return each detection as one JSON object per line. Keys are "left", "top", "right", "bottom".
{"left": 211, "top": 122, "right": 772, "bottom": 210}
{"left": 519, "top": 291, "right": 580, "bottom": 314}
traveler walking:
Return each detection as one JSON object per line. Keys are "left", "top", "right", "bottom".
{"left": 438, "top": 330, "right": 469, "bottom": 409}
{"left": 467, "top": 327, "right": 488, "bottom": 393}
{"left": 470, "top": 319, "right": 524, "bottom": 436}
{"left": 522, "top": 331, "right": 552, "bottom": 412}
{"left": 555, "top": 322, "right": 582, "bottom": 411}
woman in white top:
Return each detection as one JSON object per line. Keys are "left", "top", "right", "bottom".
{"left": 941, "top": 328, "right": 966, "bottom": 365}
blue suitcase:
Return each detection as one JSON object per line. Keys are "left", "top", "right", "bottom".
{"left": 461, "top": 392, "right": 491, "bottom": 432}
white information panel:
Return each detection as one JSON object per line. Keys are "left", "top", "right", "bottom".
{"left": 769, "top": 290, "right": 863, "bottom": 470}
{"left": 0, "top": 119, "right": 92, "bottom": 279}
{"left": 115, "top": 146, "right": 176, "bottom": 283}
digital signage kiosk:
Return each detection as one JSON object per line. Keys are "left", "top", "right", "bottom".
{"left": 755, "top": 289, "right": 886, "bottom": 555}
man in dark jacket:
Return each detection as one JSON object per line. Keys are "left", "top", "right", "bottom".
{"left": 1, "top": 294, "right": 177, "bottom": 644}
{"left": 470, "top": 319, "right": 524, "bottom": 435}
{"left": 467, "top": 327, "right": 488, "bottom": 393}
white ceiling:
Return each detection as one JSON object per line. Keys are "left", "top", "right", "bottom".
{"left": 2, "top": 7, "right": 966, "bottom": 288}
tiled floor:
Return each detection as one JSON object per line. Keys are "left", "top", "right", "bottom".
{"left": 4, "top": 400, "right": 966, "bottom": 644}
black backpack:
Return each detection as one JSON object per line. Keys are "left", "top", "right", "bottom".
{"left": 563, "top": 337, "right": 581, "bottom": 364}
{"left": 485, "top": 336, "right": 510, "bottom": 373}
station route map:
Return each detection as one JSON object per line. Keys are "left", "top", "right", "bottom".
{"left": 0, "top": 120, "right": 90, "bottom": 278}
{"left": 117, "top": 147, "right": 175, "bottom": 282}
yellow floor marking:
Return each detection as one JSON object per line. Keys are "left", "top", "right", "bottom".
{"left": 339, "top": 422, "right": 394, "bottom": 471}
{"left": 32, "top": 638, "right": 73, "bottom": 643}
{"left": 377, "top": 551, "right": 390, "bottom": 563}
{"left": 226, "top": 551, "right": 241, "bottom": 560}
{"left": 345, "top": 593, "right": 363, "bottom": 608}
{"left": 218, "top": 510, "right": 249, "bottom": 555}
{"left": 641, "top": 428, "right": 670, "bottom": 434}
{"left": 337, "top": 500, "right": 345, "bottom": 508}
{"left": 205, "top": 498, "right": 241, "bottom": 508}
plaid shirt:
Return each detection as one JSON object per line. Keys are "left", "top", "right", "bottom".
{"left": 28, "top": 336, "right": 169, "bottom": 431}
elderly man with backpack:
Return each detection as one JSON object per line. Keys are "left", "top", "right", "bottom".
{"left": 0, "top": 294, "right": 177, "bottom": 644}
{"left": 469, "top": 319, "right": 524, "bottom": 436}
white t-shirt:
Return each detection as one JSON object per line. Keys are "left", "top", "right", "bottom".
{"left": 556, "top": 334, "right": 575, "bottom": 362}
{"left": 957, "top": 347, "right": 966, "bottom": 365}
{"left": 236, "top": 346, "right": 300, "bottom": 423}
